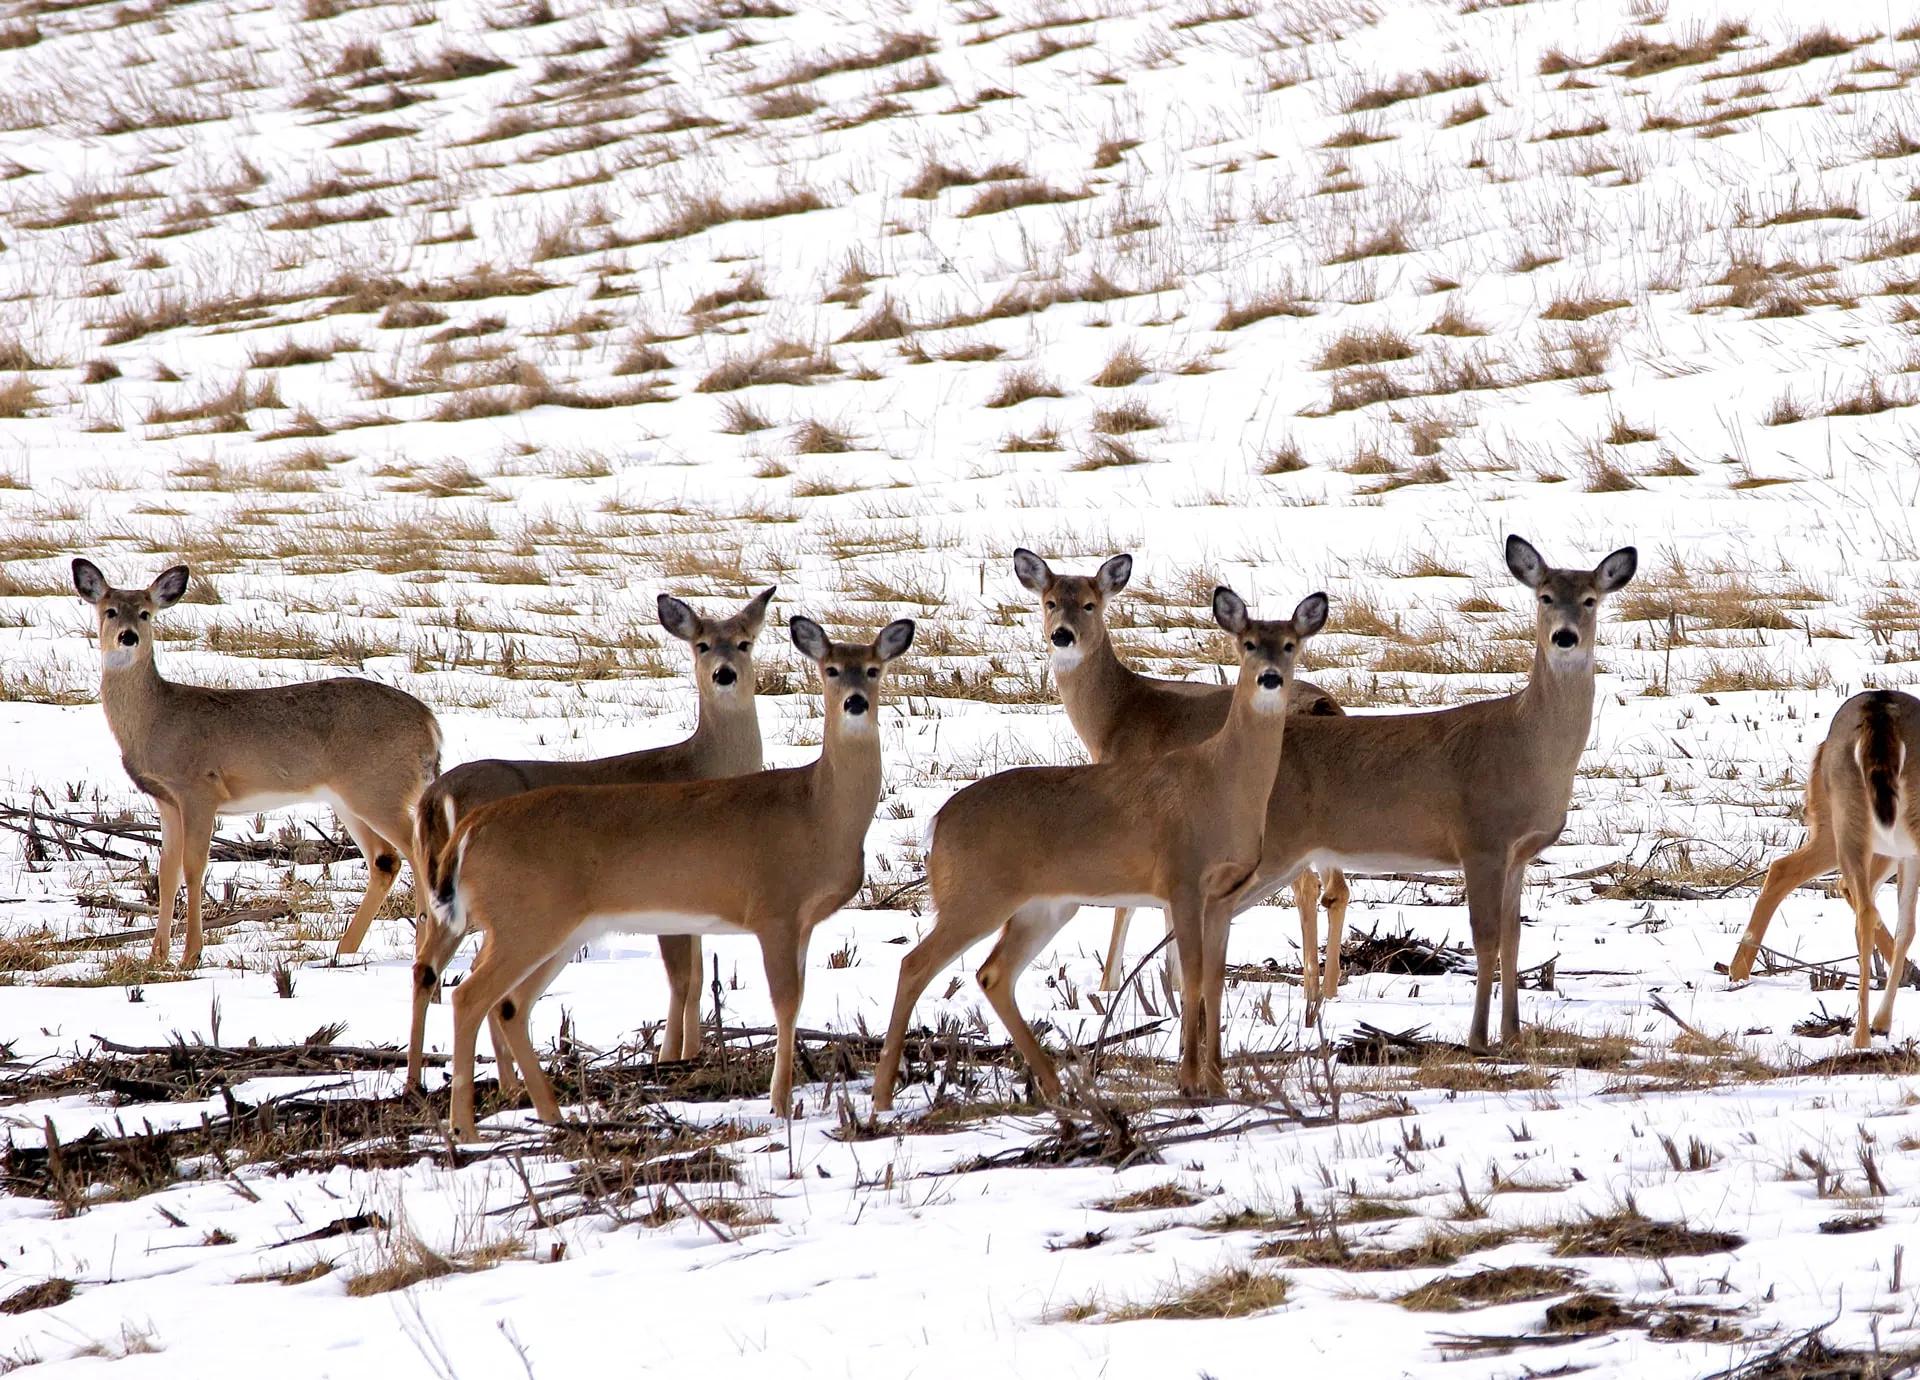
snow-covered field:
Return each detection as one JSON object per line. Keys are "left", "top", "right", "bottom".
{"left": 3, "top": 0, "right": 1920, "bottom": 1371}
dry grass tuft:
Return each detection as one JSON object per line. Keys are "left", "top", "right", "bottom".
{"left": 1316, "top": 328, "right": 1415, "bottom": 369}
{"left": 961, "top": 180, "right": 1086, "bottom": 217}
{"left": 1217, "top": 285, "right": 1316, "bottom": 330}
{"left": 839, "top": 299, "right": 911, "bottom": 344}
{"left": 1061, "top": 1266, "right": 1290, "bottom": 1323}
{"left": 1398, "top": 1265, "right": 1583, "bottom": 1313}
{"left": 1092, "top": 342, "right": 1151, "bottom": 387}
{"left": 1091, "top": 397, "right": 1163, "bottom": 434}
{"left": 985, "top": 366, "right": 1064, "bottom": 409}
{"left": 1326, "top": 227, "right": 1411, "bottom": 264}
{"left": 644, "top": 190, "right": 828, "bottom": 243}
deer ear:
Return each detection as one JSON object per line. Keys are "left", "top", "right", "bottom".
{"left": 657, "top": 594, "right": 700, "bottom": 642}
{"left": 149, "top": 565, "right": 189, "bottom": 608}
{"left": 1593, "top": 547, "right": 1637, "bottom": 595}
{"left": 1096, "top": 553, "right": 1133, "bottom": 596}
{"left": 1211, "top": 586, "right": 1249, "bottom": 635}
{"left": 1291, "top": 592, "right": 1329, "bottom": 639}
{"left": 790, "top": 615, "right": 831, "bottom": 661}
{"left": 1011, "top": 549, "right": 1050, "bottom": 594}
{"left": 740, "top": 586, "right": 776, "bottom": 634}
{"left": 72, "top": 558, "right": 108, "bottom": 603}
{"left": 874, "top": 619, "right": 915, "bottom": 662}
{"left": 1504, "top": 535, "right": 1547, "bottom": 590}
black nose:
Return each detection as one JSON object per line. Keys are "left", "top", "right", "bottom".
{"left": 117, "top": 629, "right": 138, "bottom": 647}
{"left": 844, "top": 693, "right": 869, "bottom": 716}
{"left": 1258, "top": 671, "right": 1283, "bottom": 690}
{"left": 1051, "top": 628, "right": 1074, "bottom": 648}
{"left": 714, "top": 665, "right": 737, "bottom": 686}
{"left": 1552, "top": 629, "right": 1578, "bottom": 649}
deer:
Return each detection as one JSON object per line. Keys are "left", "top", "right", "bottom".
{"left": 428, "top": 614, "right": 914, "bottom": 1140}
{"left": 1728, "top": 691, "right": 1917, "bottom": 1044}
{"left": 71, "top": 559, "right": 441, "bottom": 968}
{"left": 1012, "top": 549, "right": 1353, "bottom": 1009}
{"left": 873, "top": 587, "right": 1327, "bottom": 1108}
{"left": 406, "top": 587, "right": 775, "bottom": 1096}
{"left": 1184, "top": 535, "right": 1638, "bottom": 1067}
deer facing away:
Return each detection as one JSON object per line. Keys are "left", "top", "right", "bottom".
{"left": 406, "top": 587, "right": 775, "bottom": 1095}
{"left": 429, "top": 615, "right": 913, "bottom": 1140}
{"left": 1729, "top": 690, "right": 1918, "bottom": 1044}
{"left": 71, "top": 559, "right": 441, "bottom": 968}
{"left": 1012, "top": 548, "right": 1352, "bottom": 1008}
{"left": 873, "top": 587, "right": 1327, "bottom": 1106}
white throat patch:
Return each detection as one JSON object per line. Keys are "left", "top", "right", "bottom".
{"left": 102, "top": 647, "right": 137, "bottom": 671}
{"left": 1049, "top": 646, "right": 1083, "bottom": 675}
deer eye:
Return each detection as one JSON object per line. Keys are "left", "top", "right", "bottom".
{"left": 1243, "top": 640, "right": 1255, "bottom": 652}
{"left": 139, "top": 611, "right": 150, "bottom": 621}
{"left": 737, "top": 641, "right": 749, "bottom": 652}
{"left": 1284, "top": 641, "right": 1295, "bottom": 653}
{"left": 696, "top": 642, "right": 710, "bottom": 653}
{"left": 866, "top": 666, "right": 878, "bottom": 678}
{"left": 104, "top": 608, "right": 117, "bottom": 618}
{"left": 1582, "top": 597, "right": 1596, "bottom": 608}
{"left": 1045, "top": 600, "right": 1056, "bottom": 610}
{"left": 1082, "top": 602, "right": 1094, "bottom": 612}
{"left": 1539, "top": 595, "right": 1552, "bottom": 606}
{"left": 825, "top": 667, "right": 840, "bottom": 678}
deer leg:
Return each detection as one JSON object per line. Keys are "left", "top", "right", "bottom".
{"left": 1497, "top": 859, "right": 1527, "bottom": 1044}
{"left": 150, "top": 799, "right": 183, "bottom": 966}
{"left": 1168, "top": 888, "right": 1217, "bottom": 1096}
{"left": 335, "top": 812, "right": 402, "bottom": 957}
{"left": 1197, "top": 896, "right": 1236, "bottom": 1095}
{"left": 762, "top": 927, "right": 810, "bottom": 1118}
{"left": 1321, "top": 868, "right": 1351, "bottom": 997}
{"left": 977, "top": 901, "right": 1076, "bottom": 1104}
{"left": 873, "top": 899, "right": 1008, "bottom": 1111}
{"left": 1838, "top": 848, "right": 1882, "bottom": 1051}
{"left": 493, "top": 951, "right": 572, "bottom": 1125}
{"left": 449, "top": 936, "right": 546, "bottom": 1140}
{"left": 660, "top": 935, "right": 703, "bottom": 1060}
{"left": 1099, "top": 907, "right": 1132, "bottom": 991}
{"left": 1872, "top": 861, "right": 1918, "bottom": 1037}
{"left": 1729, "top": 837, "right": 1831, "bottom": 982}
{"left": 178, "top": 801, "right": 216, "bottom": 970}
{"left": 1294, "top": 870, "right": 1323, "bottom": 1016}
{"left": 1463, "top": 854, "right": 1506, "bottom": 1054}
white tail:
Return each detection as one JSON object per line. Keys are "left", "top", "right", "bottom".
{"left": 72, "top": 558, "right": 440, "bottom": 968}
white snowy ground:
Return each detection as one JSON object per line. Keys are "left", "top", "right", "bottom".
{"left": 2, "top": 0, "right": 1920, "bottom": 1371}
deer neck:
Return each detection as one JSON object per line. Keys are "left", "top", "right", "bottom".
{"left": 1203, "top": 667, "right": 1293, "bottom": 822}
{"left": 689, "top": 679, "right": 763, "bottom": 775}
{"left": 810, "top": 700, "right": 884, "bottom": 841}
{"left": 98, "top": 653, "right": 166, "bottom": 752}
{"left": 1516, "top": 640, "right": 1598, "bottom": 768}
{"left": 1053, "top": 632, "right": 1137, "bottom": 758}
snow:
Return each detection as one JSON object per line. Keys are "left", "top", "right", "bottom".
{"left": 1, "top": 0, "right": 1919, "bottom": 1371}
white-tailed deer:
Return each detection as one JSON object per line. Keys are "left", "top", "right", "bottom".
{"left": 1729, "top": 691, "right": 1917, "bottom": 1044}
{"left": 873, "top": 588, "right": 1327, "bottom": 1107}
{"left": 1012, "top": 549, "right": 1352, "bottom": 1006}
{"left": 1727, "top": 739, "right": 1899, "bottom": 986}
{"left": 71, "top": 559, "right": 441, "bottom": 968}
{"left": 407, "top": 587, "right": 775, "bottom": 1093}
{"left": 1206, "top": 536, "right": 1637, "bottom": 1057}
{"left": 429, "top": 614, "right": 914, "bottom": 1140}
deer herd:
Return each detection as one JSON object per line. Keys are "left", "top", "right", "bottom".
{"left": 65, "top": 537, "right": 1920, "bottom": 1140}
